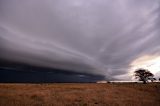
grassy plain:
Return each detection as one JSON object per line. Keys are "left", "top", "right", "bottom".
{"left": 0, "top": 83, "right": 160, "bottom": 106}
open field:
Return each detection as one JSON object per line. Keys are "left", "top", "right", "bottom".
{"left": 0, "top": 83, "right": 160, "bottom": 106}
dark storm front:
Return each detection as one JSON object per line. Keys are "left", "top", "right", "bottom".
{"left": 0, "top": 60, "right": 105, "bottom": 83}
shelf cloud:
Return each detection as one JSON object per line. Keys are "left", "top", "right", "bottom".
{"left": 0, "top": 0, "right": 160, "bottom": 80}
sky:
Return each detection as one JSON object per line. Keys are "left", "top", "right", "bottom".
{"left": 0, "top": 0, "right": 160, "bottom": 82}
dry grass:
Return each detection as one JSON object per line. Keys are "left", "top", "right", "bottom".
{"left": 0, "top": 83, "right": 160, "bottom": 106}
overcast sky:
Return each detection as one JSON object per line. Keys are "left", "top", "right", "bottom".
{"left": 0, "top": 0, "right": 160, "bottom": 81}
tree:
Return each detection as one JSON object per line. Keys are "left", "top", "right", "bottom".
{"left": 134, "top": 68, "right": 154, "bottom": 84}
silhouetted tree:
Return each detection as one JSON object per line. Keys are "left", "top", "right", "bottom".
{"left": 159, "top": 78, "right": 160, "bottom": 81}
{"left": 134, "top": 68, "right": 154, "bottom": 84}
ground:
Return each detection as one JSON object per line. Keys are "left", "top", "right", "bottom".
{"left": 0, "top": 83, "right": 160, "bottom": 106}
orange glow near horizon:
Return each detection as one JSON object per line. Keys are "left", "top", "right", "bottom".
{"left": 130, "top": 55, "right": 160, "bottom": 78}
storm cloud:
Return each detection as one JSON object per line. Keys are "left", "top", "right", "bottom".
{"left": 0, "top": 0, "right": 160, "bottom": 80}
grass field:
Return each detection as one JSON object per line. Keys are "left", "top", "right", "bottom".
{"left": 0, "top": 83, "right": 160, "bottom": 106}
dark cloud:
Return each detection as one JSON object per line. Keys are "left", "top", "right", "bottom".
{"left": 0, "top": 0, "right": 160, "bottom": 81}
{"left": 0, "top": 68, "right": 106, "bottom": 83}
{"left": 0, "top": 59, "right": 106, "bottom": 82}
